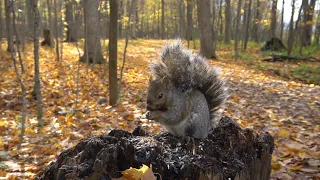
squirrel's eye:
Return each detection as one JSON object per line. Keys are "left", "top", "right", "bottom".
{"left": 158, "top": 93, "right": 163, "bottom": 99}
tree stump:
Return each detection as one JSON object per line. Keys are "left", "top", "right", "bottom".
{"left": 40, "top": 28, "right": 54, "bottom": 47}
{"left": 261, "top": 37, "right": 286, "bottom": 52}
{"left": 35, "top": 117, "right": 274, "bottom": 180}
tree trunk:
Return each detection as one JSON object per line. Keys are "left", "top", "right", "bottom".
{"left": 196, "top": 0, "right": 216, "bottom": 58}
{"left": 179, "top": 0, "right": 185, "bottom": 38}
{"left": 9, "top": 0, "right": 27, "bottom": 149}
{"left": 33, "top": 0, "right": 43, "bottom": 124}
{"left": 161, "top": 0, "right": 165, "bottom": 39}
{"left": 315, "top": 8, "right": 320, "bottom": 45}
{"left": 65, "top": 1, "right": 77, "bottom": 42}
{"left": 40, "top": 28, "right": 54, "bottom": 47}
{"left": 217, "top": 0, "right": 222, "bottom": 40}
{"left": 224, "top": 0, "right": 231, "bottom": 44}
{"left": 234, "top": 0, "right": 242, "bottom": 60}
{"left": 0, "top": 0, "right": 3, "bottom": 40}
{"left": 36, "top": 117, "right": 274, "bottom": 180}
{"left": 118, "top": 0, "right": 122, "bottom": 38}
{"left": 46, "top": 0, "right": 52, "bottom": 33}
{"left": 109, "top": 0, "right": 118, "bottom": 106}
{"left": 212, "top": 0, "right": 216, "bottom": 46}
{"left": 11, "top": 0, "right": 24, "bottom": 73}
{"left": 303, "top": 0, "right": 316, "bottom": 46}
{"left": 26, "top": 0, "right": 34, "bottom": 37}
{"left": 139, "top": 0, "right": 144, "bottom": 38}
{"left": 53, "top": 0, "right": 60, "bottom": 61}
{"left": 131, "top": 0, "right": 137, "bottom": 38}
{"left": 241, "top": 0, "right": 248, "bottom": 48}
{"left": 186, "top": 0, "right": 193, "bottom": 48}
{"left": 270, "top": 0, "right": 278, "bottom": 38}
{"left": 80, "top": 0, "right": 105, "bottom": 64}
{"left": 287, "top": 0, "right": 295, "bottom": 55}
{"left": 280, "top": 0, "right": 285, "bottom": 41}
{"left": 252, "top": 0, "right": 261, "bottom": 42}
{"left": 156, "top": 4, "right": 159, "bottom": 38}
{"left": 243, "top": 0, "right": 252, "bottom": 51}
{"left": 5, "top": 0, "right": 14, "bottom": 52}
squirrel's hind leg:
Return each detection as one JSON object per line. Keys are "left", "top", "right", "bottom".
{"left": 186, "top": 114, "right": 209, "bottom": 139}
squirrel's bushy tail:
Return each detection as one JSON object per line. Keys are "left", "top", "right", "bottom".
{"left": 150, "top": 40, "right": 228, "bottom": 116}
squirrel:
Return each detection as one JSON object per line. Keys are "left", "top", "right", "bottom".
{"left": 146, "top": 40, "right": 228, "bottom": 138}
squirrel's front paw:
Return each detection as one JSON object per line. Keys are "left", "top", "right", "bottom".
{"left": 146, "top": 111, "right": 159, "bottom": 121}
{"left": 146, "top": 111, "right": 154, "bottom": 120}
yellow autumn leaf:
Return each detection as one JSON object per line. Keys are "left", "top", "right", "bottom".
{"left": 278, "top": 130, "right": 290, "bottom": 138}
{"left": 65, "top": 113, "right": 73, "bottom": 127}
{"left": 0, "top": 121, "right": 5, "bottom": 127}
{"left": 122, "top": 164, "right": 156, "bottom": 180}
{"left": 272, "top": 163, "right": 281, "bottom": 170}
{"left": 298, "top": 151, "right": 306, "bottom": 159}
{"left": 0, "top": 169, "right": 7, "bottom": 177}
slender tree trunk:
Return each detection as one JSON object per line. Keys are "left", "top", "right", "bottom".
{"left": 270, "top": 0, "right": 278, "bottom": 38}
{"left": 26, "top": 0, "right": 34, "bottom": 37}
{"left": 139, "top": 0, "right": 144, "bottom": 38}
{"left": 33, "top": 0, "right": 43, "bottom": 124}
{"left": 217, "top": 0, "right": 222, "bottom": 40}
{"left": 157, "top": 4, "right": 159, "bottom": 38}
{"left": 5, "top": 0, "right": 14, "bottom": 52}
{"left": 234, "top": 0, "right": 242, "bottom": 60}
{"left": 287, "top": 0, "right": 295, "bottom": 55}
{"left": 196, "top": 0, "right": 216, "bottom": 58}
{"left": 109, "top": 0, "right": 118, "bottom": 106}
{"left": 9, "top": 0, "right": 27, "bottom": 149}
{"left": 0, "top": 0, "right": 3, "bottom": 40}
{"left": 46, "top": 0, "right": 52, "bottom": 32}
{"left": 241, "top": 0, "right": 248, "bottom": 49}
{"left": 219, "top": 0, "right": 223, "bottom": 37}
{"left": 212, "top": 0, "right": 216, "bottom": 46}
{"left": 280, "top": 0, "right": 285, "bottom": 41}
{"left": 119, "top": 0, "right": 134, "bottom": 97}
{"left": 224, "top": 0, "right": 231, "bottom": 44}
{"left": 118, "top": 0, "right": 122, "bottom": 38}
{"left": 315, "top": 8, "right": 320, "bottom": 45}
{"left": 131, "top": 0, "right": 137, "bottom": 38}
{"left": 65, "top": 1, "right": 77, "bottom": 42}
{"left": 53, "top": 0, "right": 60, "bottom": 61}
{"left": 178, "top": 0, "right": 185, "bottom": 37}
{"left": 303, "top": 0, "right": 316, "bottom": 46}
{"left": 11, "top": 1, "right": 24, "bottom": 73}
{"left": 243, "top": 0, "right": 252, "bottom": 50}
{"left": 252, "top": 0, "right": 261, "bottom": 42}
{"left": 186, "top": 0, "right": 193, "bottom": 48}
{"left": 161, "top": 0, "right": 165, "bottom": 39}
{"left": 59, "top": 1, "right": 63, "bottom": 61}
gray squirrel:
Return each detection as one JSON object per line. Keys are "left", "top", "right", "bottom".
{"left": 146, "top": 40, "right": 228, "bottom": 138}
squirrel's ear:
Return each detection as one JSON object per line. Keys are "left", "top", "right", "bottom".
{"left": 161, "top": 76, "right": 171, "bottom": 88}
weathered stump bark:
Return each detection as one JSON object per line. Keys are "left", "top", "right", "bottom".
{"left": 261, "top": 37, "right": 286, "bottom": 52}
{"left": 40, "top": 29, "right": 54, "bottom": 47}
{"left": 35, "top": 117, "right": 274, "bottom": 180}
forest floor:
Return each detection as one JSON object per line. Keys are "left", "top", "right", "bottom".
{"left": 0, "top": 39, "right": 319, "bottom": 179}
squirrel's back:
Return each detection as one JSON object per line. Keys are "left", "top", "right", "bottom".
{"left": 150, "top": 40, "right": 228, "bottom": 117}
